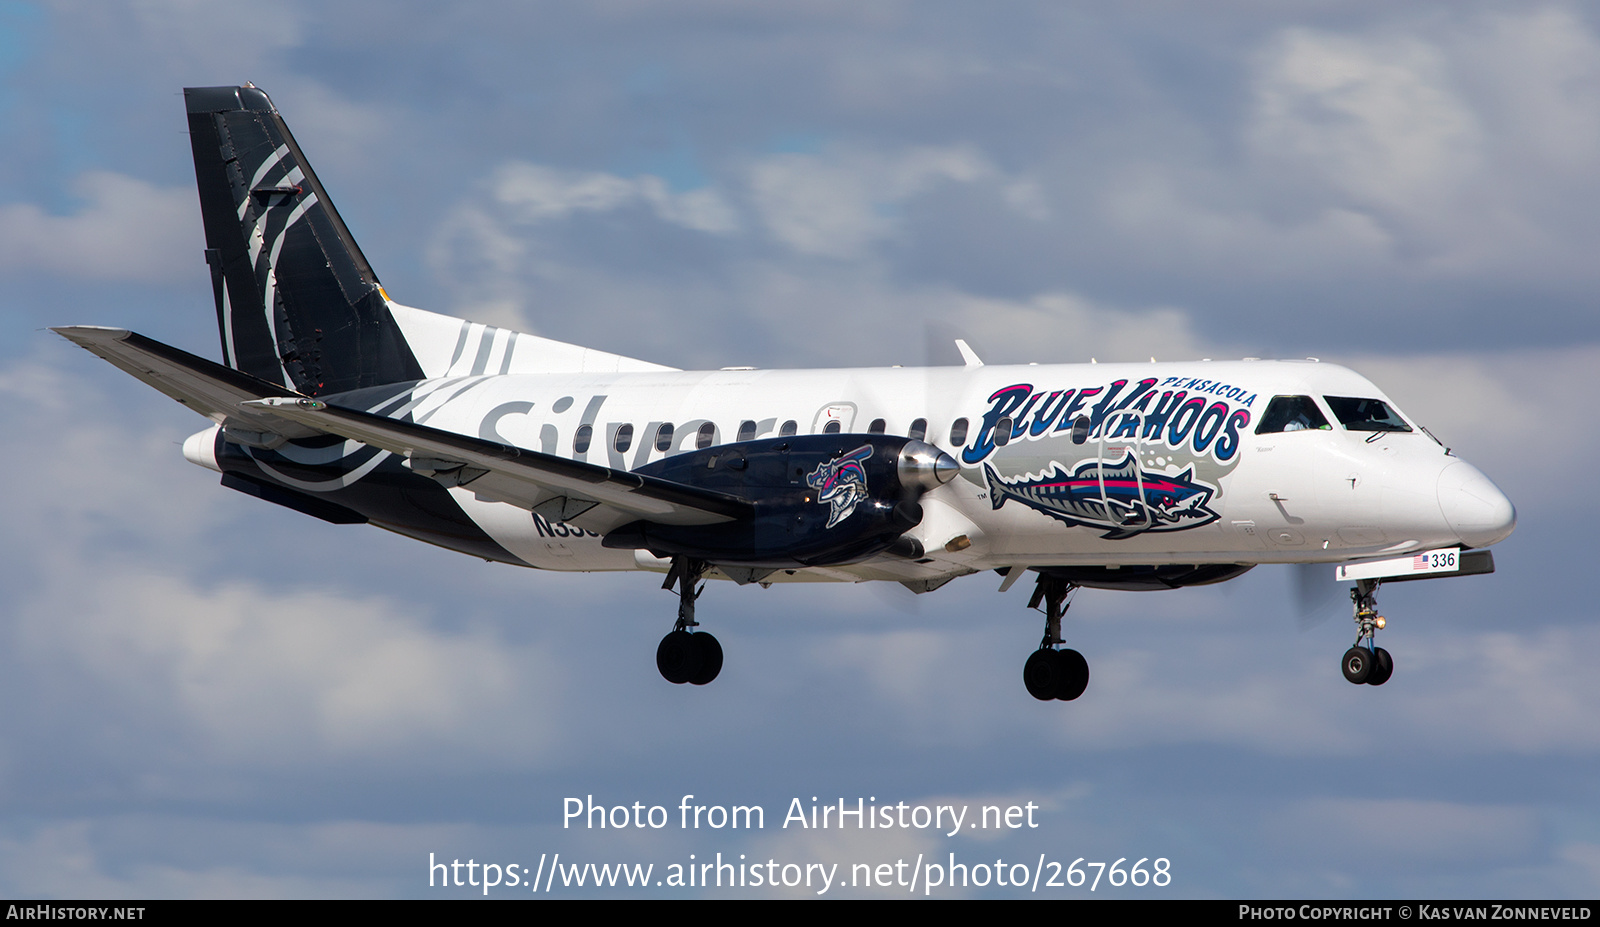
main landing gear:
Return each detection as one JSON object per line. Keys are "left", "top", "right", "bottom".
{"left": 1022, "top": 574, "right": 1090, "bottom": 701}
{"left": 656, "top": 556, "right": 723, "bottom": 686}
{"left": 1340, "top": 578, "right": 1393, "bottom": 686}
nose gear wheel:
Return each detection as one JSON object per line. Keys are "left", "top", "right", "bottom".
{"left": 1342, "top": 578, "right": 1393, "bottom": 687}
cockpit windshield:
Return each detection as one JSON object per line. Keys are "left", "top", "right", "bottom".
{"left": 1323, "top": 396, "right": 1411, "bottom": 433}
{"left": 1255, "top": 395, "right": 1331, "bottom": 434}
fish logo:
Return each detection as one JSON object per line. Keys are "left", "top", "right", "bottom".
{"left": 984, "top": 451, "right": 1219, "bottom": 539}
{"left": 807, "top": 445, "right": 874, "bottom": 529}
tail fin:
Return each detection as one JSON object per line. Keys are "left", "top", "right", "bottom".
{"left": 185, "top": 85, "right": 423, "bottom": 395}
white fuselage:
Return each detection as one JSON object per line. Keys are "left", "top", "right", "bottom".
{"left": 277, "top": 353, "right": 1511, "bottom": 587}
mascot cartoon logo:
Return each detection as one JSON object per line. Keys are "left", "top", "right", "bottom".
{"left": 806, "top": 445, "right": 873, "bottom": 528}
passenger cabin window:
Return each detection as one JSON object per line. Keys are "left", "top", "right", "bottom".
{"left": 823, "top": 421, "right": 842, "bottom": 434}
{"left": 949, "top": 417, "right": 969, "bottom": 446}
{"left": 613, "top": 423, "right": 633, "bottom": 453}
{"left": 868, "top": 418, "right": 886, "bottom": 434}
{"left": 994, "top": 416, "right": 1013, "bottom": 446}
{"left": 1255, "top": 396, "right": 1331, "bottom": 434}
{"left": 655, "top": 423, "right": 674, "bottom": 451}
{"left": 908, "top": 418, "right": 927, "bottom": 441}
{"left": 696, "top": 422, "right": 717, "bottom": 449}
{"left": 737, "top": 420, "right": 757, "bottom": 442}
{"left": 1324, "top": 396, "right": 1412, "bottom": 433}
{"left": 573, "top": 424, "right": 593, "bottom": 453}
{"left": 779, "top": 420, "right": 798, "bottom": 437}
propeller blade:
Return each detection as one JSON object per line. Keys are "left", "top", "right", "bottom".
{"left": 870, "top": 577, "right": 923, "bottom": 616}
{"left": 1292, "top": 562, "right": 1350, "bottom": 631}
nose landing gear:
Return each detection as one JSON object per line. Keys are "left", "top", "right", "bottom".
{"left": 1341, "top": 578, "right": 1392, "bottom": 686}
{"left": 657, "top": 556, "right": 723, "bottom": 686}
{"left": 1023, "top": 574, "right": 1090, "bottom": 701}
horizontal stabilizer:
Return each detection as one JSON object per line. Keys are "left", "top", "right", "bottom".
{"left": 52, "top": 326, "right": 321, "bottom": 439}
{"left": 243, "top": 396, "right": 752, "bottom": 532}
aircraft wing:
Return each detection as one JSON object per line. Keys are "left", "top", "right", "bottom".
{"left": 51, "top": 326, "right": 322, "bottom": 439}
{"left": 56, "top": 326, "right": 749, "bottom": 531}
{"left": 242, "top": 396, "right": 750, "bottom": 529}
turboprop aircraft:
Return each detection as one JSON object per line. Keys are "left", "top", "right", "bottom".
{"left": 54, "top": 85, "right": 1517, "bottom": 701}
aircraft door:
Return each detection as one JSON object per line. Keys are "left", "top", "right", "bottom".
{"left": 1095, "top": 410, "right": 1151, "bottom": 534}
{"left": 811, "top": 402, "right": 857, "bottom": 434}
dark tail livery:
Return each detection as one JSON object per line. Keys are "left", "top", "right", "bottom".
{"left": 185, "top": 84, "right": 423, "bottom": 396}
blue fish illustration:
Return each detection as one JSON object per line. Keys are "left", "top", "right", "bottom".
{"left": 984, "top": 451, "right": 1219, "bottom": 539}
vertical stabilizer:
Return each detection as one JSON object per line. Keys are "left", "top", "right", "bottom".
{"left": 185, "top": 85, "right": 423, "bottom": 395}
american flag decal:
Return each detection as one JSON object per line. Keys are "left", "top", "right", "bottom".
{"left": 1413, "top": 553, "right": 1430, "bottom": 570}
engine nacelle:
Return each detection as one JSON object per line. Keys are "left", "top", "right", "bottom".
{"left": 603, "top": 434, "right": 958, "bottom": 567}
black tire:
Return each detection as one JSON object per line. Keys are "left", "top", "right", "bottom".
{"left": 1023, "top": 649, "right": 1060, "bottom": 701}
{"left": 689, "top": 632, "right": 723, "bottom": 685}
{"left": 657, "top": 630, "right": 701, "bottom": 684}
{"left": 1341, "top": 646, "right": 1373, "bottom": 684}
{"left": 1366, "top": 647, "right": 1393, "bottom": 686}
{"left": 1055, "top": 648, "right": 1090, "bottom": 701}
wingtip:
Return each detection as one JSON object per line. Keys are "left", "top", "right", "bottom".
{"left": 50, "top": 325, "right": 133, "bottom": 346}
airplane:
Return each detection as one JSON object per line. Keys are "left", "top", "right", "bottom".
{"left": 54, "top": 85, "right": 1517, "bottom": 701}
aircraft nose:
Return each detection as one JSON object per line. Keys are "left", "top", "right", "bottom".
{"left": 1437, "top": 460, "right": 1516, "bottom": 547}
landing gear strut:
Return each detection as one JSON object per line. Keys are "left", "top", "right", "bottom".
{"left": 1022, "top": 574, "right": 1090, "bottom": 701}
{"left": 657, "top": 556, "right": 723, "bottom": 686}
{"left": 1341, "top": 578, "right": 1393, "bottom": 686}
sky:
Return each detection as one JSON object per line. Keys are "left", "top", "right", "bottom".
{"left": 1, "top": 0, "right": 1597, "bottom": 899}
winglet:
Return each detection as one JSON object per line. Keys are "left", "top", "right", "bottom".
{"left": 954, "top": 339, "right": 984, "bottom": 367}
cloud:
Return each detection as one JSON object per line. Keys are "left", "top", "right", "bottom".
{"left": 426, "top": 151, "right": 1215, "bottom": 367}
{"left": 1238, "top": 10, "right": 1600, "bottom": 280}
{"left": 1251, "top": 29, "right": 1484, "bottom": 221}
{"left": 1270, "top": 799, "right": 1538, "bottom": 868}
{"left": 7, "top": 3, "right": 1600, "bottom": 900}
{"left": 0, "top": 818, "right": 451, "bottom": 899}
{"left": 946, "top": 291, "right": 1210, "bottom": 364}
{"left": 45, "top": 0, "right": 302, "bottom": 83}
{"left": 0, "top": 353, "right": 227, "bottom": 548}
{"left": 1555, "top": 843, "right": 1600, "bottom": 896}
{"left": 0, "top": 350, "right": 570, "bottom": 775}
{"left": 1386, "top": 627, "right": 1600, "bottom": 753}
{"left": 0, "top": 171, "right": 197, "bottom": 282}
{"left": 1459, "top": 8, "right": 1600, "bottom": 173}
{"left": 16, "top": 570, "right": 566, "bottom": 766}
{"left": 423, "top": 142, "right": 1032, "bottom": 338}
{"left": 746, "top": 145, "right": 996, "bottom": 258}
{"left": 425, "top": 161, "right": 742, "bottom": 328}
{"left": 493, "top": 162, "right": 739, "bottom": 234}
{"left": 1098, "top": 169, "right": 1397, "bottom": 279}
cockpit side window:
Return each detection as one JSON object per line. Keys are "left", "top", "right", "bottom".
{"left": 1255, "top": 395, "right": 1331, "bottom": 434}
{"left": 1323, "top": 396, "right": 1412, "bottom": 433}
